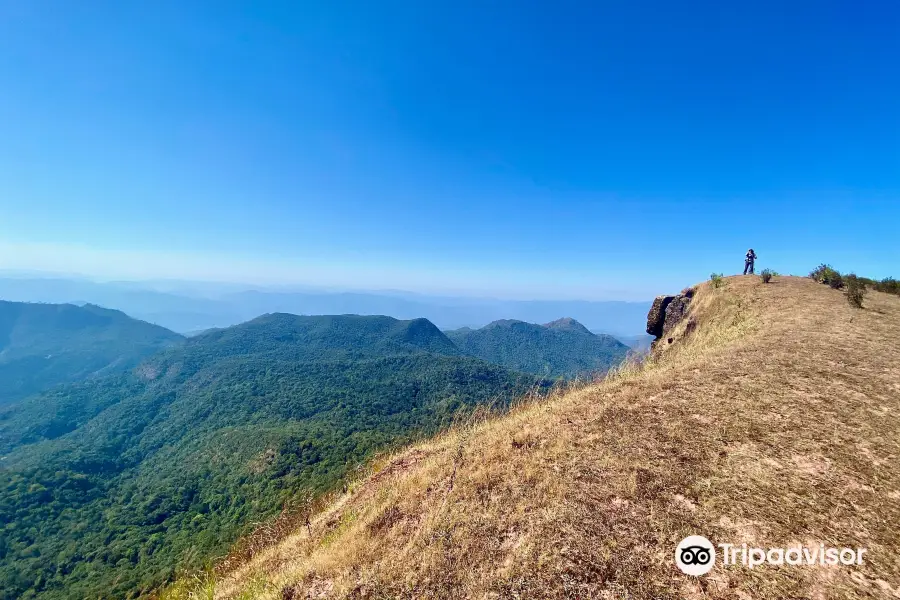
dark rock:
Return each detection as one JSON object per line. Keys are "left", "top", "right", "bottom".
{"left": 646, "top": 295, "right": 675, "bottom": 337}
{"left": 646, "top": 288, "right": 695, "bottom": 344}
{"left": 663, "top": 294, "right": 692, "bottom": 336}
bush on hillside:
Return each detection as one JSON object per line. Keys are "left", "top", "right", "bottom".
{"left": 846, "top": 274, "right": 866, "bottom": 308}
{"left": 810, "top": 264, "right": 844, "bottom": 289}
{"left": 760, "top": 269, "right": 773, "bottom": 283}
{"left": 874, "top": 277, "right": 900, "bottom": 296}
{"left": 810, "top": 265, "right": 898, "bottom": 298}
{"left": 710, "top": 273, "right": 724, "bottom": 288}
{"left": 809, "top": 264, "right": 828, "bottom": 283}
{"left": 809, "top": 264, "right": 825, "bottom": 281}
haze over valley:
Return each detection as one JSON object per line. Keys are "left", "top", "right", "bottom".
{"left": 0, "top": 274, "right": 651, "bottom": 339}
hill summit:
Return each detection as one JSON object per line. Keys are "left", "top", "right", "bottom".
{"left": 446, "top": 317, "right": 629, "bottom": 378}
{"left": 542, "top": 316, "right": 594, "bottom": 335}
{"left": 203, "top": 276, "right": 900, "bottom": 600}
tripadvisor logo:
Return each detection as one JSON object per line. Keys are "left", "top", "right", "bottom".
{"left": 675, "top": 536, "right": 867, "bottom": 576}
{"left": 676, "top": 535, "right": 715, "bottom": 576}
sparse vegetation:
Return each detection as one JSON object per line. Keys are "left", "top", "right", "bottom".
{"left": 810, "top": 265, "right": 899, "bottom": 298}
{"left": 845, "top": 274, "right": 866, "bottom": 308}
{"left": 710, "top": 272, "right": 724, "bottom": 288}
{"left": 873, "top": 276, "right": 900, "bottom": 296}
{"left": 851, "top": 276, "right": 898, "bottom": 296}
{"left": 809, "top": 263, "right": 844, "bottom": 288}
{"left": 809, "top": 264, "right": 827, "bottom": 281}
{"left": 760, "top": 268, "right": 773, "bottom": 283}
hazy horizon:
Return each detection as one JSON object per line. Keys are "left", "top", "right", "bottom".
{"left": 0, "top": 265, "right": 655, "bottom": 303}
{"left": 0, "top": 270, "right": 653, "bottom": 336}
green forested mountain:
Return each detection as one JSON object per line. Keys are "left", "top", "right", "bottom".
{"left": 0, "top": 314, "right": 544, "bottom": 600}
{"left": 542, "top": 316, "right": 594, "bottom": 335}
{"left": 0, "top": 301, "right": 183, "bottom": 406}
{"left": 184, "top": 312, "right": 462, "bottom": 359}
{"left": 446, "top": 317, "right": 630, "bottom": 379}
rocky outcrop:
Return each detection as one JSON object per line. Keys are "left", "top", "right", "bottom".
{"left": 646, "top": 287, "right": 695, "bottom": 344}
{"left": 662, "top": 289, "right": 693, "bottom": 335}
{"left": 646, "top": 295, "right": 674, "bottom": 338}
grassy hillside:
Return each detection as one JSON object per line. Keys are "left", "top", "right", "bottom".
{"left": 446, "top": 317, "right": 629, "bottom": 378}
{"left": 0, "top": 301, "right": 183, "bottom": 406}
{"left": 0, "top": 315, "right": 545, "bottom": 600}
{"left": 204, "top": 276, "right": 900, "bottom": 600}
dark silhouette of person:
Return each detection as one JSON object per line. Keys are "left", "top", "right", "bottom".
{"left": 743, "top": 248, "right": 757, "bottom": 275}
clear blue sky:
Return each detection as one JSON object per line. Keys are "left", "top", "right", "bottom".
{"left": 1, "top": 1, "right": 897, "bottom": 300}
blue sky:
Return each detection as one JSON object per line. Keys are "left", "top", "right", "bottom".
{"left": 1, "top": 1, "right": 897, "bottom": 300}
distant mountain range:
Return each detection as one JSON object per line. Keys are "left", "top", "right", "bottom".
{"left": 446, "top": 318, "right": 629, "bottom": 379}
{"left": 0, "top": 276, "right": 651, "bottom": 337}
{"left": 0, "top": 301, "right": 183, "bottom": 406}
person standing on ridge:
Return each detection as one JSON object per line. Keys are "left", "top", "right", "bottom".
{"left": 743, "top": 248, "right": 757, "bottom": 275}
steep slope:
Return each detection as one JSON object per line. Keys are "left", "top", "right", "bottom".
{"left": 0, "top": 301, "right": 183, "bottom": 405}
{"left": 208, "top": 276, "right": 900, "bottom": 600}
{"left": 446, "top": 318, "right": 629, "bottom": 378}
{"left": 0, "top": 314, "right": 543, "bottom": 600}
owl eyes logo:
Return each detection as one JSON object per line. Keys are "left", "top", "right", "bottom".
{"left": 675, "top": 536, "right": 716, "bottom": 575}
{"left": 680, "top": 545, "right": 712, "bottom": 565}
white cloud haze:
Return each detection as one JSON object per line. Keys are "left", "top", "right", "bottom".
{"left": 0, "top": 240, "right": 657, "bottom": 301}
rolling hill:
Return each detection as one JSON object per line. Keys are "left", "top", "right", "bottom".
{"left": 0, "top": 314, "right": 545, "bottom": 600}
{"left": 203, "top": 276, "right": 900, "bottom": 600}
{"left": 0, "top": 301, "right": 183, "bottom": 406}
{"left": 445, "top": 317, "right": 630, "bottom": 378}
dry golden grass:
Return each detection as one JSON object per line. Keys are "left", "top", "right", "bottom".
{"left": 170, "top": 276, "right": 900, "bottom": 600}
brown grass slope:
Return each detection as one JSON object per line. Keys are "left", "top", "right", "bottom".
{"left": 190, "top": 276, "right": 900, "bottom": 599}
